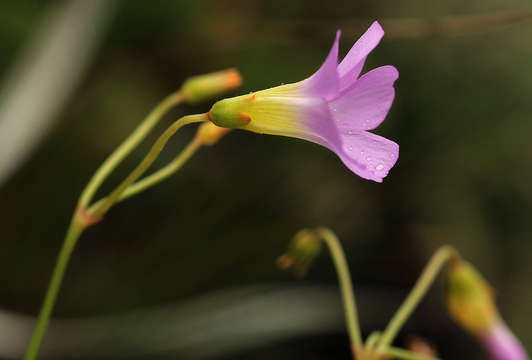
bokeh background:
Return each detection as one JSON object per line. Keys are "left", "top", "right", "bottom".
{"left": 1, "top": 0, "right": 531, "bottom": 359}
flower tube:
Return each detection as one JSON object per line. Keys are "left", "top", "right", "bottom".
{"left": 208, "top": 22, "right": 399, "bottom": 182}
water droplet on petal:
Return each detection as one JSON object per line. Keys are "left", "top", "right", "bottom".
{"left": 366, "top": 156, "right": 372, "bottom": 162}
{"left": 347, "top": 130, "right": 353, "bottom": 135}
{"left": 347, "top": 146, "right": 353, "bottom": 151}
{"left": 376, "top": 164, "right": 384, "bottom": 171}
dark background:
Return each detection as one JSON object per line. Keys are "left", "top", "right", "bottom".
{"left": 1, "top": 0, "right": 531, "bottom": 359}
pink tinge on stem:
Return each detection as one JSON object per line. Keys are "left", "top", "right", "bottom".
{"left": 482, "top": 320, "right": 529, "bottom": 360}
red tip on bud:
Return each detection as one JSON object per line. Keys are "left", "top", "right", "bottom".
{"left": 181, "top": 68, "right": 242, "bottom": 104}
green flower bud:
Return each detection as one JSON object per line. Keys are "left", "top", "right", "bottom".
{"left": 445, "top": 259, "right": 497, "bottom": 335}
{"left": 181, "top": 68, "right": 242, "bottom": 104}
{"left": 278, "top": 229, "right": 322, "bottom": 277}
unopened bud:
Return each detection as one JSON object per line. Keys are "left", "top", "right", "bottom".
{"left": 194, "top": 122, "right": 231, "bottom": 146}
{"left": 445, "top": 259, "right": 529, "bottom": 360}
{"left": 181, "top": 68, "right": 242, "bottom": 104}
{"left": 445, "top": 259, "right": 497, "bottom": 335}
{"left": 278, "top": 229, "right": 322, "bottom": 277}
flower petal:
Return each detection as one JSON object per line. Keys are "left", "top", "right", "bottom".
{"left": 329, "top": 65, "right": 398, "bottom": 131}
{"left": 333, "top": 129, "right": 398, "bottom": 182}
{"left": 337, "top": 21, "right": 384, "bottom": 91}
{"left": 300, "top": 30, "right": 340, "bottom": 100}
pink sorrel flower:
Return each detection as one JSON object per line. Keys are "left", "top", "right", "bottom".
{"left": 208, "top": 21, "right": 398, "bottom": 182}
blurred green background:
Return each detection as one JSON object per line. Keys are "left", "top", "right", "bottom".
{"left": 1, "top": 0, "right": 531, "bottom": 359}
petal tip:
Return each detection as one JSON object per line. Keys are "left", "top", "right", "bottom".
{"left": 370, "top": 21, "right": 385, "bottom": 36}
{"left": 384, "top": 65, "right": 400, "bottom": 81}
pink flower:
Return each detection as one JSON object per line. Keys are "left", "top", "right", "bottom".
{"left": 208, "top": 21, "right": 399, "bottom": 182}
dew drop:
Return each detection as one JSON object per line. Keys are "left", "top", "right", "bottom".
{"left": 376, "top": 164, "right": 384, "bottom": 171}
{"left": 366, "top": 156, "right": 372, "bottom": 162}
{"left": 347, "top": 130, "right": 353, "bottom": 135}
{"left": 347, "top": 146, "right": 353, "bottom": 151}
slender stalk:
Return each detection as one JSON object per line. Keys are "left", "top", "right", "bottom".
{"left": 383, "top": 347, "right": 440, "bottom": 360}
{"left": 90, "top": 138, "right": 202, "bottom": 210}
{"left": 90, "top": 114, "right": 207, "bottom": 217}
{"left": 25, "top": 113, "right": 205, "bottom": 360}
{"left": 24, "top": 219, "right": 85, "bottom": 360}
{"left": 78, "top": 91, "right": 184, "bottom": 208}
{"left": 315, "top": 227, "right": 363, "bottom": 354}
{"left": 365, "top": 331, "right": 381, "bottom": 350}
{"left": 119, "top": 139, "right": 201, "bottom": 201}
{"left": 377, "top": 246, "right": 458, "bottom": 350}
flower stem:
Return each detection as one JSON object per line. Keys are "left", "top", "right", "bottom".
{"left": 93, "top": 137, "right": 202, "bottom": 208}
{"left": 90, "top": 113, "right": 207, "bottom": 217}
{"left": 78, "top": 91, "right": 184, "bottom": 208}
{"left": 24, "top": 112, "right": 205, "bottom": 360}
{"left": 377, "top": 246, "right": 458, "bottom": 350}
{"left": 383, "top": 347, "right": 440, "bottom": 360}
{"left": 365, "top": 331, "right": 381, "bottom": 349}
{"left": 24, "top": 219, "right": 85, "bottom": 360}
{"left": 315, "top": 227, "right": 363, "bottom": 355}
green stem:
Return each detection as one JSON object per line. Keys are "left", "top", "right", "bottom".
{"left": 90, "top": 114, "right": 207, "bottom": 217}
{"left": 91, "top": 138, "right": 202, "bottom": 208}
{"left": 383, "top": 347, "right": 440, "bottom": 360}
{"left": 92, "top": 139, "right": 202, "bottom": 209}
{"left": 365, "top": 331, "right": 381, "bottom": 350}
{"left": 316, "top": 227, "right": 363, "bottom": 354}
{"left": 24, "top": 219, "right": 85, "bottom": 360}
{"left": 377, "top": 246, "right": 458, "bottom": 350}
{"left": 78, "top": 91, "right": 184, "bottom": 208}
{"left": 120, "top": 139, "right": 201, "bottom": 201}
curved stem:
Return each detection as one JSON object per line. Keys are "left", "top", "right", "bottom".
{"left": 24, "top": 219, "right": 85, "bottom": 360}
{"left": 78, "top": 91, "right": 184, "bottom": 208}
{"left": 315, "top": 227, "right": 363, "bottom": 355}
{"left": 377, "top": 246, "right": 458, "bottom": 350}
{"left": 90, "top": 114, "right": 207, "bottom": 217}
{"left": 91, "top": 138, "right": 202, "bottom": 209}
{"left": 365, "top": 331, "right": 381, "bottom": 350}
